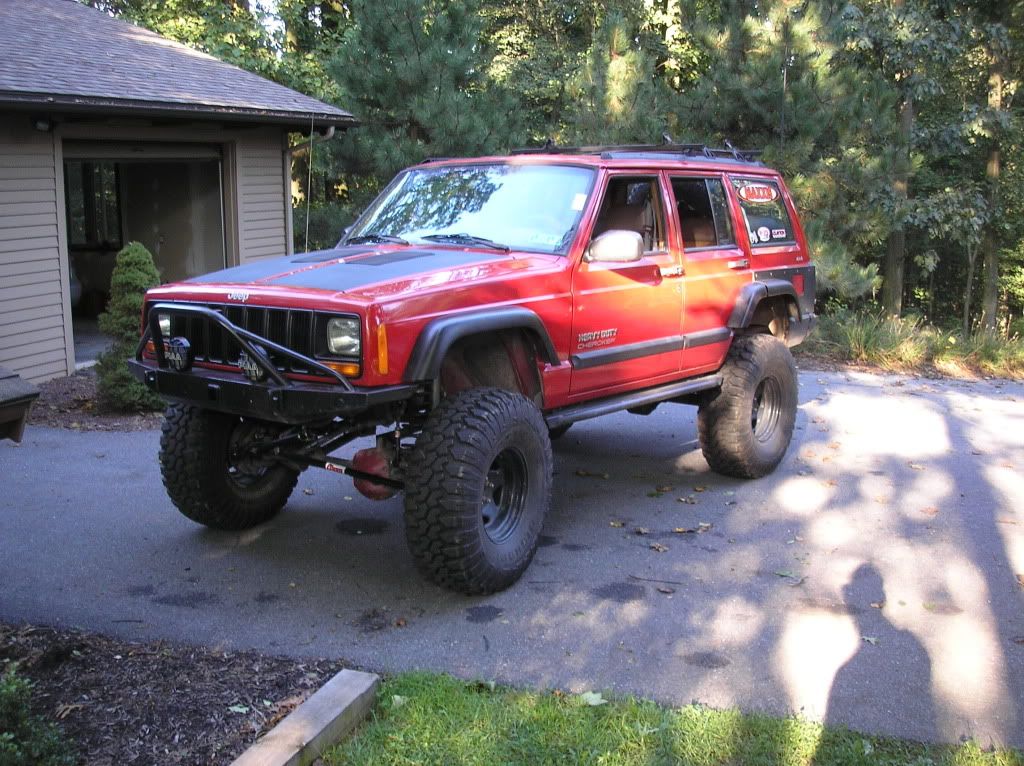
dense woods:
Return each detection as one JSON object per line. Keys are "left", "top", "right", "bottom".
{"left": 88, "top": 0, "right": 1024, "bottom": 339}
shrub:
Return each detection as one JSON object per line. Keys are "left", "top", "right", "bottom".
{"left": 95, "top": 242, "right": 164, "bottom": 412}
{"left": 0, "top": 667, "right": 76, "bottom": 766}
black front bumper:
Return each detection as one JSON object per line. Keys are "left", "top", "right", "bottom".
{"left": 131, "top": 302, "right": 417, "bottom": 424}
{"left": 129, "top": 361, "right": 417, "bottom": 424}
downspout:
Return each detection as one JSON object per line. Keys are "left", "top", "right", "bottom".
{"left": 284, "top": 125, "right": 337, "bottom": 255}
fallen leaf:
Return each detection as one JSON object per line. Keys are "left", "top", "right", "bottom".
{"left": 997, "top": 517, "right": 1018, "bottom": 525}
{"left": 1011, "top": 637, "right": 1024, "bottom": 646}
{"left": 394, "top": 617, "right": 407, "bottom": 627}
{"left": 579, "top": 691, "right": 607, "bottom": 706}
{"left": 649, "top": 542, "right": 669, "bottom": 553}
{"left": 828, "top": 442, "right": 840, "bottom": 450}
{"left": 657, "top": 586, "right": 675, "bottom": 594}
{"left": 908, "top": 462, "right": 925, "bottom": 471}
{"left": 677, "top": 496, "right": 697, "bottom": 505}
{"left": 693, "top": 486, "right": 707, "bottom": 492}
{"left": 302, "top": 488, "right": 314, "bottom": 496}
{"left": 674, "top": 527, "right": 695, "bottom": 534}
{"left": 697, "top": 522, "right": 712, "bottom": 533}
{"left": 609, "top": 520, "right": 624, "bottom": 528}
{"left": 634, "top": 527, "right": 649, "bottom": 536}
{"left": 656, "top": 485, "right": 674, "bottom": 493}
{"left": 862, "top": 636, "right": 879, "bottom": 646}
{"left": 870, "top": 601, "right": 885, "bottom": 609}
{"left": 920, "top": 506, "right": 939, "bottom": 517}
{"left": 228, "top": 704, "right": 250, "bottom": 714}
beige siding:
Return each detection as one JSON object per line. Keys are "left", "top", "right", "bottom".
{"left": 236, "top": 132, "right": 289, "bottom": 262}
{"left": 0, "top": 115, "right": 70, "bottom": 383}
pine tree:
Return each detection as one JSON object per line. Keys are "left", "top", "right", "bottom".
{"left": 328, "top": 0, "right": 524, "bottom": 203}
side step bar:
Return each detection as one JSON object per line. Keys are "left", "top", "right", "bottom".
{"left": 544, "top": 373, "right": 722, "bottom": 430}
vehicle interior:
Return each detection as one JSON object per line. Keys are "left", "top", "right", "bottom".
{"left": 591, "top": 177, "right": 665, "bottom": 252}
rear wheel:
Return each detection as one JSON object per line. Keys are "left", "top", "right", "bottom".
{"left": 698, "top": 334, "right": 798, "bottom": 479}
{"left": 159, "top": 405, "right": 298, "bottom": 530}
{"left": 404, "top": 388, "right": 552, "bottom": 594}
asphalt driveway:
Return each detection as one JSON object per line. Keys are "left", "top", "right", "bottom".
{"left": 1, "top": 367, "right": 1022, "bottom": 748}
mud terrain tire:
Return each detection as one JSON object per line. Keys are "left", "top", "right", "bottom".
{"left": 404, "top": 388, "right": 553, "bottom": 595}
{"left": 160, "top": 404, "right": 298, "bottom": 530}
{"left": 698, "top": 334, "right": 798, "bottom": 479}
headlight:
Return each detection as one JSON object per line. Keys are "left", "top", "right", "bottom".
{"left": 326, "top": 317, "right": 360, "bottom": 356}
{"left": 157, "top": 313, "right": 171, "bottom": 337}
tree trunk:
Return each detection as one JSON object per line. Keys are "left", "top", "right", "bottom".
{"left": 964, "top": 244, "right": 978, "bottom": 336}
{"left": 980, "top": 63, "right": 1003, "bottom": 332}
{"left": 882, "top": 95, "right": 914, "bottom": 317}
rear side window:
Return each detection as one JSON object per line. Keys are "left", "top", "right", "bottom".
{"left": 671, "top": 178, "right": 735, "bottom": 250}
{"left": 731, "top": 178, "right": 794, "bottom": 247}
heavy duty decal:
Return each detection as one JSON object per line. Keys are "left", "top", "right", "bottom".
{"left": 577, "top": 328, "right": 618, "bottom": 350}
{"left": 737, "top": 183, "right": 780, "bottom": 203}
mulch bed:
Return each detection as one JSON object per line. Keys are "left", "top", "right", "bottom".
{"left": 26, "top": 369, "right": 162, "bottom": 431}
{"left": 0, "top": 622, "right": 348, "bottom": 765}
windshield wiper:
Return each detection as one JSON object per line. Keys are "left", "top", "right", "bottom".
{"left": 422, "top": 233, "right": 511, "bottom": 252}
{"left": 345, "top": 233, "right": 410, "bottom": 245}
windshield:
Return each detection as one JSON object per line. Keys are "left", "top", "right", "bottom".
{"left": 345, "top": 163, "right": 595, "bottom": 254}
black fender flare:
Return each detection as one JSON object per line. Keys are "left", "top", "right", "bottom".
{"left": 403, "top": 307, "right": 560, "bottom": 382}
{"left": 727, "top": 279, "right": 799, "bottom": 329}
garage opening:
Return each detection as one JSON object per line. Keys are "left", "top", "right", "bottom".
{"left": 62, "top": 141, "right": 227, "bottom": 365}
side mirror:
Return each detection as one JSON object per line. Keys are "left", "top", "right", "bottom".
{"left": 336, "top": 226, "right": 352, "bottom": 248}
{"left": 586, "top": 230, "right": 644, "bottom": 263}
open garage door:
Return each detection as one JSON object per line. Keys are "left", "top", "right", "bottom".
{"left": 62, "top": 140, "right": 228, "bottom": 365}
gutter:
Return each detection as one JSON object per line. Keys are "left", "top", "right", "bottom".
{"left": 284, "top": 125, "right": 339, "bottom": 255}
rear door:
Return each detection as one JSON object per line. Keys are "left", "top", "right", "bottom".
{"left": 669, "top": 174, "right": 748, "bottom": 374}
{"left": 568, "top": 171, "right": 684, "bottom": 397}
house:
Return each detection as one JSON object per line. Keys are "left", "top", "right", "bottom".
{"left": 0, "top": 0, "right": 356, "bottom": 382}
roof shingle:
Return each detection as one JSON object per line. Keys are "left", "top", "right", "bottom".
{"left": 0, "top": 0, "right": 356, "bottom": 128}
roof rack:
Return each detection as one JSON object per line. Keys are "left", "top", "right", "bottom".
{"left": 510, "top": 136, "right": 763, "bottom": 164}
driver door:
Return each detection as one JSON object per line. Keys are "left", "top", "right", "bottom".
{"left": 569, "top": 172, "right": 684, "bottom": 398}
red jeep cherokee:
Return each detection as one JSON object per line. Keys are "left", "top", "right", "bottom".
{"left": 131, "top": 142, "right": 816, "bottom": 594}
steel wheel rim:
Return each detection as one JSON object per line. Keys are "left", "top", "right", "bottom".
{"left": 751, "top": 377, "right": 782, "bottom": 443}
{"left": 481, "top": 447, "right": 529, "bottom": 544}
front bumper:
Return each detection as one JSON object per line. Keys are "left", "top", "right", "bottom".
{"left": 129, "top": 361, "right": 416, "bottom": 424}
{"left": 131, "top": 302, "right": 417, "bottom": 424}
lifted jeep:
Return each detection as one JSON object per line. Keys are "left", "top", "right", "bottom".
{"left": 130, "top": 141, "right": 816, "bottom": 594}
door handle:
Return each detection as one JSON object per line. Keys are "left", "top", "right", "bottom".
{"left": 727, "top": 258, "right": 750, "bottom": 270}
{"left": 660, "top": 265, "right": 684, "bottom": 278}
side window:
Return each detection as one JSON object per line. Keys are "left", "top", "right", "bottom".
{"left": 671, "top": 177, "right": 735, "bottom": 250}
{"left": 731, "top": 178, "right": 794, "bottom": 246}
{"left": 592, "top": 176, "right": 666, "bottom": 253}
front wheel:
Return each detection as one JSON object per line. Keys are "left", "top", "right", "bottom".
{"left": 698, "top": 334, "right": 798, "bottom": 479}
{"left": 403, "top": 388, "right": 553, "bottom": 595}
{"left": 159, "top": 405, "right": 299, "bottom": 530}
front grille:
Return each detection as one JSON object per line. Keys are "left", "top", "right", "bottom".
{"left": 163, "top": 304, "right": 319, "bottom": 375}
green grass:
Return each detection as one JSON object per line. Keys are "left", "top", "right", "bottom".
{"left": 0, "top": 667, "right": 76, "bottom": 766}
{"left": 798, "top": 311, "right": 1024, "bottom": 379}
{"left": 325, "top": 672, "right": 1023, "bottom": 766}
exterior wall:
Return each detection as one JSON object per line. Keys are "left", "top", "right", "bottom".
{"left": 235, "top": 130, "right": 290, "bottom": 261}
{"left": 0, "top": 114, "right": 73, "bottom": 383}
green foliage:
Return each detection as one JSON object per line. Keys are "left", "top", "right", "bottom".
{"left": 95, "top": 243, "right": 164, "bottom": 412}
{"left": 801, "top": 309, "right": 1024, "bottom": 378}
{"left": 0, "top": 668, "right": 76, "bottom": 766}
{"left": 328, "top": 0, "right": 524, "bottom": 193}
{"left": 326, "top": 671, "right": 1024, "bottom": 765}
